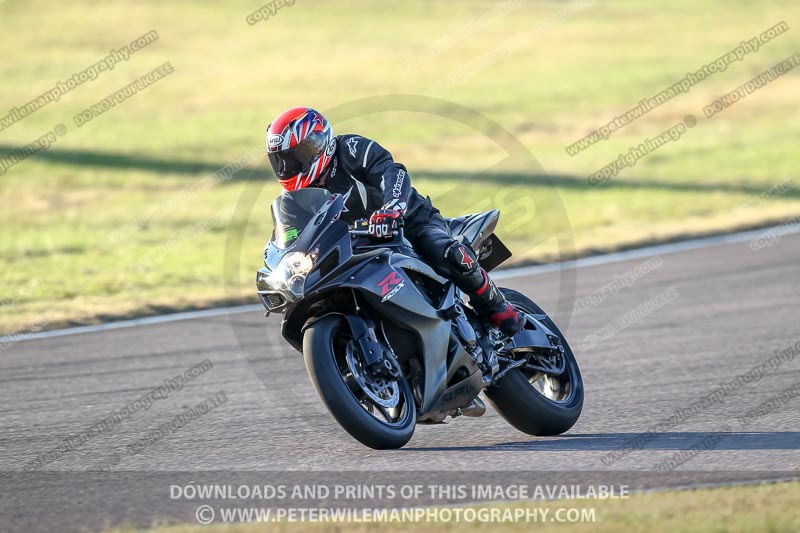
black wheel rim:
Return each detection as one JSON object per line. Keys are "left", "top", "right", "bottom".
{"left": 330, "top": 327, "right": 413, "bottom": 427}
{"left": 513, "top": 305, "right": 575, "bottom": 405}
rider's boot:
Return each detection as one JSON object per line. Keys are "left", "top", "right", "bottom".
{"left": 467, "top": 269, "right": 526, "bottom": 338}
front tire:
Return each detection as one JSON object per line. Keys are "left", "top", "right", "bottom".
{"left": 303, "top": 315, "right": 416, "bottom": 449}
{"left": 484, "top": 289, "right": 584, "bottom": 436}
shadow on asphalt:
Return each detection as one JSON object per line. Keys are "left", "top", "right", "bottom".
{"left": 406, "top": 432, "right": 800, "bottom": 452}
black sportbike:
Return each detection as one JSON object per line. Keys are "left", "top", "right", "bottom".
{"left": 257, "top": 188, "right": 583, "bottom": 449}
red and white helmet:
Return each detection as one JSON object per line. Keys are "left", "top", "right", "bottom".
{"left": 266, "top": 107, "right": 335, "bottom": 191}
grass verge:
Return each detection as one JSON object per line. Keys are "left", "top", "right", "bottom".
{"left": 1, "top": 0, "right": 799, "bottom": 334}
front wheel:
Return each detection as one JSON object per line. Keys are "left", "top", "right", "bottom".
{"left": 483, "top": 289, "right": 584, "bottom": 436}
{"left": 303, "top": 315, "right": 416, "bottom": 449}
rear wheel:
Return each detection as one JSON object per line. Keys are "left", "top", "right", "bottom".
{"left": 484, "top": 289, "right": 584, "bottom": 436}
{"left": 303, "top": 315, "right": 416, "bottom": 449}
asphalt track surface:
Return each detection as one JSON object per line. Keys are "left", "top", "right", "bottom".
{"left": 1, "top": 229, "right": 799, "bottom": 531}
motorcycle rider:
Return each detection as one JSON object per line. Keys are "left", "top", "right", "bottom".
{"left": 265, "top": 107, "right": 525, "bottom": 337}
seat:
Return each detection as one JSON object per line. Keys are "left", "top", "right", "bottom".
{"left": 445, "top": 209, "right": 500, "bottom": 249}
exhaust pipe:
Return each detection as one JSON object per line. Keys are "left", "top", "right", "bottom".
{"left": 461, "top": 396, "right": 486, "bottom": 417}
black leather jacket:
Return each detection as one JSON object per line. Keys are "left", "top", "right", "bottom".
{"left": 318, "top": 134, "right": 434, "bottom": 223}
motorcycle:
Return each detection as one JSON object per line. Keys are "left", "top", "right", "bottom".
{"left": 257, "top": 188, "right": 583, "bottom": 449}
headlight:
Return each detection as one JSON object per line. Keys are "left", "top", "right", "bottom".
{"left": 267, "top": 251, "right": 317, "bottom": 299}
{"left": 283, "top": 252, "right": 314, "bottom": 276}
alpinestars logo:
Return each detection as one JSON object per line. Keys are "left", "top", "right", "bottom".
{"left": 346, "top": 137, "right": 359, "bottom": 158}
{"left": 377, "top": 271, "right": 405, "bottom": 302}
{"left": 487, "top": 279, "right": 497, "bottom": 300}
{"left": 329, "top": 156, "right": 338, "bottom": 178}
{"left": 325, "top": 138, "right": 336, "bottom": 157}
{"left": 392, "top": 169, "right": 405, "bottom": 198}
{"left": 340, "top": 186, "right": 352, "bottom": 213}
{"left": 459, "top": 245, "right": 474, "bottom": 269}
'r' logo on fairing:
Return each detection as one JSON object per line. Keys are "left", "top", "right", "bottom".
{"left": 377, "top": 271, "right": 405, "bottom": 301}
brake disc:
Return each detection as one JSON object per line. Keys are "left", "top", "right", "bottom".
{"left": 345, "top": 342, "right": 400, "bottom": 408}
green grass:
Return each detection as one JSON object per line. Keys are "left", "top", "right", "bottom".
{"left": 1, "top": 0, "right": 799, "bottom": 334}
{"left": 104, "top": 481, "right": 800, "bottom": 533}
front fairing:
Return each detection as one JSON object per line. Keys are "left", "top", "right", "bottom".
{"left": 257, "top": 189, "right": 349, "bottom": 309}
{"left": 260, "top": 192, "right": 471, "bottom": 417}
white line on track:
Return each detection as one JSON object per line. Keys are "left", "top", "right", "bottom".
{"left": 2, "top": 224, "right": 796, "bottom": 344}
{"left": 0, "top": 304, "right": 265, "bottom": 344}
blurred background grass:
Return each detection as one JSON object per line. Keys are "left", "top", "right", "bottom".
{"left": 0, "top": 0, "right": 798, "bottom": 334}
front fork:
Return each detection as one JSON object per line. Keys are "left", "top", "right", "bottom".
{"left": 343, "top": 315, "right": 401, "bottom": 379}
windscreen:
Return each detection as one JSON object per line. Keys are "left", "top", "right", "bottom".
{"left": 270, "top": 188, "right": 331, "bottom": 249}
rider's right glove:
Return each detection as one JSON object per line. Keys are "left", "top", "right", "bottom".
{"left": 368, "top": 209, "right": 401, "bottom": 239}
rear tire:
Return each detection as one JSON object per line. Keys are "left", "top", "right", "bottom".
{"left": 484, "top": 290, "right": 584, "bottom": 436}
{"left": 303, "top": 315, "right": 416, "bottom": 449}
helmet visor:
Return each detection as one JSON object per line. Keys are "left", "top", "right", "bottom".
{"left": 268, "top": 132, "right": 327, "bottom": 180}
